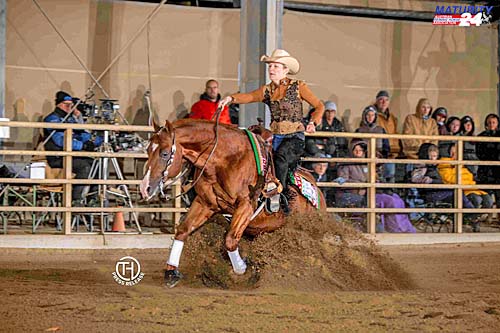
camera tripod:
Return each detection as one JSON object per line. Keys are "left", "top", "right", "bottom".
{"left": 84, "top": 130, "right": 142, "bottom": 232}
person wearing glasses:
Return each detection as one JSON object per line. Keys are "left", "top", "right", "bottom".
{"left": 43, "top": 91, "right": 102, "bottom": 204}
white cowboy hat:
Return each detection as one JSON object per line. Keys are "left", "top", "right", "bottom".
{"left": 260, "top": 49, "right": 300, "bottom": 75}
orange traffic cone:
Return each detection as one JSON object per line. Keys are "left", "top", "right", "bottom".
{"left": 112, "top": 210, "right": 126, "bottom": 232}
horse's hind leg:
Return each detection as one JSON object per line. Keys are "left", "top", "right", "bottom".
{"left": 164, "top": 198, "right": 215, "bottom": 287}
{"left": 225, "top": 199, "right": 253, "bottom": 275}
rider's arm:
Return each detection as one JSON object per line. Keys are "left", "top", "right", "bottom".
{"left": 230, "top": 87, "right": 264, "bottom": 105}
{"left": 299, "top": 82, "right": 324, "bottom": 126}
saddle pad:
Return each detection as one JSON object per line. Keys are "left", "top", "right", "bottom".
{"left": 289, "top": 171, "right": 320, "bottom": 209}
{"left": 244, "top": 129, "right": 267, "bottom": 177}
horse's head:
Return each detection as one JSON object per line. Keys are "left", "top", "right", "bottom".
{"left": 140, "top": 120, "right": 184, "bottom": 201}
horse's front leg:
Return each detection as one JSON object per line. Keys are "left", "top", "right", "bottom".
{"left": 164, "top": 198, "right": 215, "bottom": 287}
{"left": 225, "top": 199, "right": 253, "bottom": 275}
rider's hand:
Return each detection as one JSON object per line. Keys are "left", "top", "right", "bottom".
{"left": 218, "top": 96, "right": 233, "bottom": 110}
{"left": 306, "top": 121, "right": 316, "bottom": 133}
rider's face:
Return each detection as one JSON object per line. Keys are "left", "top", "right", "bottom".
{"left": 268, "top": 62, "right": 288, "bottom": 82}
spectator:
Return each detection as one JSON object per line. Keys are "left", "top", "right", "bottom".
{"left": 310, "top": 153, "right": 334, "bottom": 205}
{"left": 476, "top": 113, "right": 500, "bottom": 209}
{"left": 335, "top": 139, "right": 368, "bottom": 208}
{"left": 411, "top": 143, "right": 477, "bottom": 223}
{"left": 439, "top": 116, "right": 461, "bottom": 158}
{"left": 402, "top": 98, "right": 438, "bottom": 159}
{"left": 355, "top": 105, "right": 390, "bottom": 158}
{"left": 335, "top": 140, "right": 415, "bottom": 233}
{"left": 460, "top": 115, "right": 479, "bottom": 177}
{"left": 44, "top": 91, "right": 102, "bottom": 204}
{"left": 374, "top": 90, "right": 400, "bottom": 183}
{"left": 438, "top": 143, "right": 493, "bottom": 231}
{"left": 190, "top": 79, "right": 231, "bottom": 124}
{"left": 305, "top": 101, "right": 348, "bottom": 158}
{"left": 431, "top": 107, "right": 449, "bottom": 135}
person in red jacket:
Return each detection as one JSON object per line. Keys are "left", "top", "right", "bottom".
{"left": 189, "top": 79, "right": 232, "bottom": 124}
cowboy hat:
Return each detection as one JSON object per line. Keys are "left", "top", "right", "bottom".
{"left": 260, "top": 49, "right": 300, "bottom": 75}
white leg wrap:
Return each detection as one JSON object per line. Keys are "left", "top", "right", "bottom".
{"left": 228, "top": 248, "right": 247, "bottom": 275}
{"left": 167, "top": 240, "right": 184, "bottom": 268}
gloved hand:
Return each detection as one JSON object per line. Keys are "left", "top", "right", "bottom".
{"left": 334, "top": 177, "right": 346, "bottom": 185}
{"left": 82, "top": 140, "right": 96, "bottom": 152}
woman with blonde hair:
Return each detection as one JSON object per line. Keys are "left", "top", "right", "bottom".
{"left": 402, "top": 98, "right": 439, "bottom": 159}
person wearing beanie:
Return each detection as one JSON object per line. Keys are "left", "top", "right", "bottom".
{"left": 431, "top": 107, "right": 449, "bottom": 135}
{"left": 43, "top": 90, "right": 103, "bottom": 203}
{"left": 305, "top": 100, "right": 348, "bottom": 160}
{"left": 476, "top": 113, "right": 500, "bottom": 208}
{"left": 374, "top": 90, "right": 399, "bottom": 183}
{"left": 402, "top": 98, "right": 438, "bottom": 159}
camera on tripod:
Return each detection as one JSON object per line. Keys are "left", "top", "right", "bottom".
{"left": 72, "top": 97, "right": 96, "bottom": 118}
{"left": 99, "top": 99, "right": 120, "bottom": 123}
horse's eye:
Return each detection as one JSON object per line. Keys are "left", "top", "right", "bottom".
{"left": 161, "top": 151, "right": 169, "bottom": 159}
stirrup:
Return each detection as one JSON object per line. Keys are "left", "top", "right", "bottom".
{"left": 265, "top": 194, "right": 281, "bottom": 214}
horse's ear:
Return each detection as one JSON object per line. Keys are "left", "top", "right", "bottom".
{"left": 165, "top": 120, "right": 174, "bottom": 133}
{"left": 153, "top": 120, "right": 161, "bottom": 132}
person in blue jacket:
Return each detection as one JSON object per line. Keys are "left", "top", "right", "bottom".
{"left": 43, "top": 91, "right": 102, "bottom": 203}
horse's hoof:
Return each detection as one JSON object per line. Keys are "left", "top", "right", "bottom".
{"left": 164, "top": 269, "right": 183, "bottom": 288}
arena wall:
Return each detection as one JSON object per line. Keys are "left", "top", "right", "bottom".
{"left": 4, "top": 0, "right": 497, "bottom": 151}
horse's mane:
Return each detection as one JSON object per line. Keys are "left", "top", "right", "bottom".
{"left": 173, "top": 118, "right": 242, "bottom": 134}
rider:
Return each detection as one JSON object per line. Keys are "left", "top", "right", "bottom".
{"left": 218, "top": 49, "right": 324, "bottom": 214}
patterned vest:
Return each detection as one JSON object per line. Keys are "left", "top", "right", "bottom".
{"left": 263, "top": 79, "right": 303, "bottom": 124}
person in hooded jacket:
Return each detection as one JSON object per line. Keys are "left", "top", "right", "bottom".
{"left": 438, "top": 143, "right": 493, "bottom": 231}
{"left": 438, "top": 116, "right": 461, "bottom": 158}
{"left": 432, "top": 107, "right": 449, "bottom": 136}
{"left": 460, "top": 115, "right": 479, "bottom": 177}
{"left": 476, "top": 113, "right": 500, "bottom": 208}
{"left": 402, "top": 98, "right": 438, "bottom": 159}
{"left": 335, "top": 140, "right": 415, "bottom": 233}
{"left": 411, "top": 143, "right": 476, "bottom": 211}
{"left": 355, "top": 105, "right": 390, "bottom": 158}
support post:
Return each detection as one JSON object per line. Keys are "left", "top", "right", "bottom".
{"left": 0, "top": 0, "right": 6, "bottom": 158}
{"left": 239, "top": 0, "right": 283, "bottom": 128}
{"left": 368, "top": 137, "right": 377, "bottom": 234}
{"left": 63, "top": 130, "right": 73, "bottom": 234}
{"left": 455, "top": 140, "right": 463, "bottom": 233}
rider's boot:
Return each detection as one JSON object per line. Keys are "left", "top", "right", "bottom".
{"left": 280, "top": 189, "right": 291, "bottom": 216}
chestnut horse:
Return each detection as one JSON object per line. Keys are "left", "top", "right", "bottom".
{"left": 140, "top": 119, "right": 326, "bottom": 287}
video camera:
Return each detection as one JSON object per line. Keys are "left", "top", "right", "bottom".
{"left": 72, "top": 97, "right": 96, "bottom": 118}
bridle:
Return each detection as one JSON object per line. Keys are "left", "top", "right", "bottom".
{"left": 154, "top": 126, "right": 178, "bottom": 197}
{"left": 150, "top": 107, "right": 223, "bottom": 200}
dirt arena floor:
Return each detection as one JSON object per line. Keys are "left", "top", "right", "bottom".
{"left": 1, "top": 214, "right": 500, "bottom": 332}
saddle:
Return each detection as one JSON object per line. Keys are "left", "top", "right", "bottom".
{"left": 246, "top": 125, "right": 282, "bottom": 199}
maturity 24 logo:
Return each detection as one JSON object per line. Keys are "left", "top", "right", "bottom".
{"left": 433, "top": 5, "right": 493, "bottom": 26}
